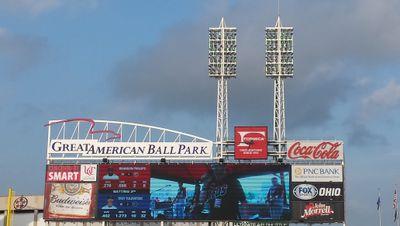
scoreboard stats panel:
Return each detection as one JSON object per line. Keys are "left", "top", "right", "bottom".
{"left": 98, "top": 164, "right": 150, "bottom": 219}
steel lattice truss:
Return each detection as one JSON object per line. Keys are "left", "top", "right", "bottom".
{"left": 209, "top": 18, "right": 237, "bottom": 158}
{"left": 265, "top": 17, "right": 294, "bottom": 158}
{"left": 46, "top": 119, "right": 213, "bottom": 163}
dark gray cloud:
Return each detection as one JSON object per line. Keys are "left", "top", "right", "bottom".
{"left": 0, "top": 28, "right": 47, "bottom": 77}
{"left": 112, "top": 0, "right": 400, "bottom": 133}
{"left": 347, "top": 122, "right": 387, "bottom": 147}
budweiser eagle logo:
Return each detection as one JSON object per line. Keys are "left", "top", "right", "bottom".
{"left": 301, "top": 203, "right": 334, "bottom": 219}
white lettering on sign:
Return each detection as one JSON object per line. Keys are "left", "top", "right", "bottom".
{"left": 48, "top": 172, "right": 79, "bottom": 181}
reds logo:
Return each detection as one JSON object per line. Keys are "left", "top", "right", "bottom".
{"left": 14, "top": 196, "right": 28, "bottom": 210}
{"left": 80, "top": 164, "right": 97, "bottom": 181}
{"left": 82, "top": 165, "right": 96, "bottom": 176}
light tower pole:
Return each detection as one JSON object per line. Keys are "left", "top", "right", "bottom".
{"left": 265, "top": 16, "right": 294, "bottom": 159}
{"left": 209, "top": 18, "right": 237, "bottom": 158}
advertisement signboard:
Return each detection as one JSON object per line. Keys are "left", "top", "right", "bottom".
{"left": 42, "top": 163, "right": 345, "bottom": 223}
{"left": 0, "top": 195, "right": 43, "bottom": 211}
{"left": 234, "top": 126, "right": 268, "bottom": 159}
{"left": 291, "top": 182, "right": 344, "bottom": 201}
{"left": 292, "top": 201, "right": 344, "bottom": 223}
{"left": 292, "top": 165, "right": 343, "bottom": 182}
{"left": 48, "top": 139, "right": 213, "bottom": 160}
{"left": 46, "top": 164, "right": 97, "bottom": 182}
{"left": 286, "top": 141, "right": 343, "bottom": 161}
{"left": 44, "top": 183, "right": 97, "bottom": 219}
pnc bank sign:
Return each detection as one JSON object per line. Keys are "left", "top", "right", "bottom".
{"left": 292, "top": 165, "right": 343, "bottom": 182}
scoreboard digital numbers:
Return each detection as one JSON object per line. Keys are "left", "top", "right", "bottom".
{"left": 97, "top": 164, "right": 150, "bottom": 219}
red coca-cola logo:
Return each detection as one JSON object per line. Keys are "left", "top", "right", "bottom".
{"left": 287, "top": 141, "right": 342, "bottom": 160}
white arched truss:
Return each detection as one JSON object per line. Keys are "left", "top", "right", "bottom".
{"left": 46, "top": 119, "right": 214, "bottom": 163}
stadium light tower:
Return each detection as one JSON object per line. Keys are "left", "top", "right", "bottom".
{"left": 209, "top": 18, "right": 237, "bottom": 158}
{"left": 265, "top": 15, "right": 294, "bottom": 159}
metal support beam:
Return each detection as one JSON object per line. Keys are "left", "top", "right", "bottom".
{"left": 209, "top": 18, "right": 237, "bottom": 158}
{"left": 216, "top": 76, "right": 229, "bottom": 157}
{"left": 273, "top": 77, "right": 286, "bottom": 158}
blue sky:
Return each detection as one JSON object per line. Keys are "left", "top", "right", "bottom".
{"left": 0, "top": 0, "right": 400, "bottom": 225}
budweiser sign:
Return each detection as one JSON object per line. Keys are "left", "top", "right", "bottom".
{"left": 287, "top": 140, "right": 343, "bottom": 160}
{"left": 301, "top": 203, "right": 334, "bottom": 219}
{"left": 44, "top": 183, "right": 96, "bottom": 219}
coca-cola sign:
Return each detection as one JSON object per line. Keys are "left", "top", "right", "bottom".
{"left": 287, "top": 140, "right": 343, "bottom": 161}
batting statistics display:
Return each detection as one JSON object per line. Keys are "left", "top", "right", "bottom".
{"left": 97, "top": 164, "right": 151, "bottom": 219}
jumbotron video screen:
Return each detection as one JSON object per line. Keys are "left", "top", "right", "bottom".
{"left": 44, "top": 163, "right": 291, "bottom": 221}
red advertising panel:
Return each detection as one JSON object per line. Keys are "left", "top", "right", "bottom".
{"left": 234, "top": 126, "right": 268, "bottom": 159}
{"left": 46, "top": 165, "right": 80, "bottom": 182}
{"left": 44, "top": 183, "right": 97, "bottom": 219}
{"left": 98, "top": 164, "right": 150, "bottom": 190}
{"left": 292, "top": 201, "right": 344, "bottom": 223}
{"left": 46, "top": 164, "right": 97, "bottom": 182}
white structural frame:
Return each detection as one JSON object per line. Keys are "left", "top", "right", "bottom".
{"left": 46, "top": 119, "right": 213, "bottom": 163}
{"left": 209, "top": 18, "right": 237, "bottom": 158}
{"left": 266, "top": 16, "right": 294, "bottom": 158}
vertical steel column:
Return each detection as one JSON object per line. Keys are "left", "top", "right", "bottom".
{"left": 266, "top": 16, "right": 293, "bottom": 159}
{"left": 210, "top": 18, "right": 236, "bottom": 158}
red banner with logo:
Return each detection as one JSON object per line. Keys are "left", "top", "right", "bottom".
{"left": 46, "top": 165, "right": 97, "bottom": 182}
{"left": 234, "top": 126, "right": 268, "bottom": 159}
{"left": 46, "top": 165, "right": 81, "bottom": 182}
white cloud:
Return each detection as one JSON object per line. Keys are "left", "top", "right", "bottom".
{"left": 0, "top": 0, "right": 98, "bottom": 15}
{"left": 363, "top": 80, "right": 400, "bottom": 108}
